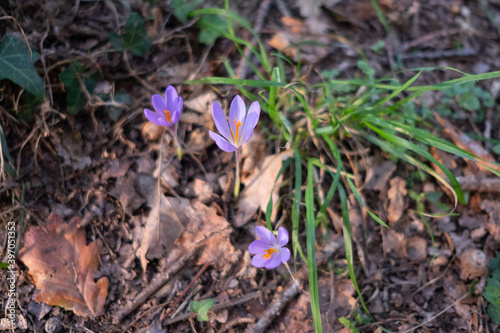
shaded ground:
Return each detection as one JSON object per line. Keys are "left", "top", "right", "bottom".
{"left": 1, "top": 0, "right": 500, "bottom": 332}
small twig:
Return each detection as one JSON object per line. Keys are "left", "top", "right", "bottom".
{"left": 456, "top": 175, "right": 500, "bottom": 192}
{"left": 400, "top": 48, "right": 476, "bottom": 60}
{"left": 159, "top": 262, "right": 211, "bottom": 321}
{"left": 114, "top": 250, "right": 197, "bottom": 323}
{"left": 244, "top": 279, "right": 302, "bottom": 333}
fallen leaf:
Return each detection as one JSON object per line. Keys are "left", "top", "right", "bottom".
{"left": 139, "top": 194, "right": 187, "bottom": 272}
{"left": 172, "top": 200, "right": 238, "bottom": 269}
{"left": 235, "top": 150, "right": 293, "bottom": 227}
{"left": 365, "top": 160, "right": 396, "bottom": 191}
{"left": 183, "top": 91, "right": 217, "bottom": 113}
{"left": 18, "top": 214, "right": 108, "bottom": 318}
{"left": 387, "top": 176, "right": 407, "bottom": 224}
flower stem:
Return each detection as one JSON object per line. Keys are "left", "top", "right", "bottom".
{"left": 169, "top": 126, "right": 182, "bottom": 160}
{"left": 284, "top": 262, "right": 300, "bottom": 287}
{"left": 234, "top": 148, "right": 241, "bottom": 199}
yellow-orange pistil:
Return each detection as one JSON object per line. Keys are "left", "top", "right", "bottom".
{"left": 164, "top": 110, "right": 172, "bottom": 123}
{"left": 262, "top": 248, "right": 276, "bottom": 260}
{"left": 230, "top": 119, "right": 243, "bottom": 143}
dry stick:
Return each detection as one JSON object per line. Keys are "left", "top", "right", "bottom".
{"left": 114, "top": 250, "right": 197, "bottom": 324}
{"left": 159, "top": 262, "right": 211, "bottom": 322}
{"left": 456, "top": 175, "right": 500, "bottom": 192}
{"left": 162, "top": 291, "right": 261, "bottom": 325}
{"left": 236, "top": 0, "right": 272, "bottom": 79}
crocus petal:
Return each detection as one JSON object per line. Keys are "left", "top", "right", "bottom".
{"left": 280, "top": 247, "right": 290, "bottom": 264}
{"left": 277, "top": 227, "right": 289, "bottom": 247}
{"left": 177, "top": 97, "right": 183, "bottom": 114}
{"left": 212, "top": 102, "right": 233, "bottom": 143}
{"left": 165, "top": 86, "right": 178, "bottom": 113}
{"left": 248, "top": 240, "right": 271, "bottom": 254}
{"left": 264, "top": 253, "right": 282, "bottom": 269}
{"left": 240, "top": 129, "right": 254, "bottom": 146}
{"left": 251, "top": 252, "right": 269, "bottom": 268}
{"left": 151, "top": 95, "right": 166, "bottom": 115}
{"left": 242, "top": 101, "right": 260, "bottom": 131}
{"left": 255, "top": 226, "right": 276, "bottom": 246}
{"left": 171, "top": 109, "right": 180, "bottom": 125}
{"left": 209, "top": 131, "right": 237, "bottom": 152}
{"left": 228, "top": 95, "right": 246, "bottom": 143}
{"left": 144, "top": 109, "right": 169, "bottom": 127}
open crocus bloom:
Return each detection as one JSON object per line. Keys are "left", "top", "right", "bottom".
{"left": 209, "top": 95, "right": 260, "bottom": 152}
{"left": 248, "top": 226, "right": 290, "bottom": 269}
{"left": 144, "top": 85, "right": 183, "bottom": 127}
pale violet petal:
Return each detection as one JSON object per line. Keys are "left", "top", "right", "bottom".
{"left": 209, "top": 131, "right": 237, "bottom": 152}
{"left": 280, "top": 247, "right": 290, "bottom": 264}
{"left": 212, "top": 102, "right": 233, "bottom": 143}
{"left": 264, "top": 253, "right": 281, "bottom": 269}
{"left": 144, "top": 109, "right": 168, "bottom": 127}
{"left": 255, "top": 226, "right": 276, "bottom": 245}
{"left": 228, "top": 95, "right": 246, "bottom": 144}
{"left": 251, "top": 253, "right": 268, "bottom": 268}
{"left": 248, "top": 240, "right": 270, "bottom": 254}
{"left": 165, "top": 86, "right": 178, "bottom": 112}
{"left": 152, "top": 94, "right": 166, "bottom": 114}
{"left": 277, "top": 227, "right": 289, "bottom": 247}
{"left": 240, "top": 129, "right": 254, "bottom": 145}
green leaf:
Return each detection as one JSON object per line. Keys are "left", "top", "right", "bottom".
{"left": 190, "top": 298, "right": 215, "bottom": 322}
{"left": 171, "top": 0, "right": 203, "bottom": 24}
{"left": 0, "top": 262, "right": 9, "bottom": 269}
{"left": 0, "top": 35, "right": 43, "bottom": 96}
{"left": 357, "top": 60, "right": 375, "bottom": 78}
{"left": 107, "top": 90, "right": 131, "bottom": 121}
{"left": 58, "top": 62, "right": 97, "bottom": 114}
{"left": 488, "top": 304, "right": 500, "bottom": 325}
{"left": 458, "top": 93, "right": 480, "bottom": 111}
{"left": 110, "top": 13, "right": 152, "bottom": 56}
{"left": 197, "top": 14, "right": 229, "bottom": 45}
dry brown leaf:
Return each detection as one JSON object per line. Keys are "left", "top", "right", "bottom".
{"left": 18, "top": 214, "right": 108, "bottom": 318}
{"left": 387, "top": 176, "right": 407, "bottom": 224}
{"left": 434, "top": 113, "right": 500, "bottom": 175}
{"left": 139, "top": 194, "right": 187, "bottom": 272}
{"left": 183, "top": 91, "right": 217, "bottom": 113}
{"left": 365, "top": 160, "right": 396, "bottom": 191}
{"left": 169, "top": 200, "right": 238, "bottom": 269}
{"left": 234, "top": 150, "right": 293, "bottom": 227}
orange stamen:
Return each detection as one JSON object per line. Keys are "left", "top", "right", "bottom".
{"left": 230, "top": 119, "right": 243, "bottom": 143}
{"left": 262, "top": 248, "right": 276, "bottom": 260}
{"left": 164, "top": 110, "right": 172, "bottom": 123}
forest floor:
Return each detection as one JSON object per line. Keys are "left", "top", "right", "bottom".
{"left": 1, "top": 0, "right": 500, "bottom": 332}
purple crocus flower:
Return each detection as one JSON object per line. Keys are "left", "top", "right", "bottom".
{"left": 208, "top": 95, "right": 260, "bottom": 152}
{"left": 144, "top": 85, "right": 183, "bottom": 127}
{"left": 248, "top": 226, "right": 290, "bottom": 269}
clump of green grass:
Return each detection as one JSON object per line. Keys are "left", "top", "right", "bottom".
{"left": 186, "top": 5, "right": 500, "bottom": 332}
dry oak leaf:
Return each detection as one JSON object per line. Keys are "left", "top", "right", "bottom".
{"left": 18, "top": 213, "right": 108, "bottom": 318}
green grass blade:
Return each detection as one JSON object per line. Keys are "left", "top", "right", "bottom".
{"left": 338, "top": 184, "right": 372, "bottom": 319}
{"left": 186, "top": 76, "right": 286, "bottom": 88}
{"left": 345, "top": 177, "right": 389, "bottom": 228}
{"left": 306, "top": 160, "right": 322, "bottom": 333}
{"left": 374, "top": 70, "right": 422, "bottom": 107}
{"left": 292, "top": 148, "right": 306, "bottom": 263}
{"left": 265, "top": 158, "right": 292, "bottom": 230}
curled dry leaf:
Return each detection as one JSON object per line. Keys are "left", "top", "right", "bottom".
{"left": 18, "top": 214, "right": 108, "bottom": 318}
{"left": 139, "top": 194, "right": 187, "bottom": 272}
{"left": 387, "top": 176, "right": 407, "bottom": 224}
{"left": 235, "top": 150, "right": 293, "bottom": 227}
{"left": 459, "top": 248, "right": 488, "bottom": 280}
{"left": 172, "top": 200, "right": 238, "bottom": 269}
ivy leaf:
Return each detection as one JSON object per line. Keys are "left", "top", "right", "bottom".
{"left": 197, "top": 15, "right": 229, "bottom": 45}
{"left": 488, "top": 304, "right": 500, "bottom": 325}
{"left": 0, "top": 262, "right": 8, "bottom": 269}
{"left": 106, "top": 90, "right": 131, "bottom": 121}
{"left": 58, "top": 62, "right": 98, "bottom": 115}
{"left": 189, "top": 298, "right": 215, "bottom": 322}
{"left": 171, "top": 0, "right": 203, "bottom": 24}
{"left": 109, "top": 13, "right": 152, "bottom": 56}
{"left": 458, "top": 93, "right": 480, "bottom": 111}
{"left": 0, "top": 35, "right": 44, "bottom": 96}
